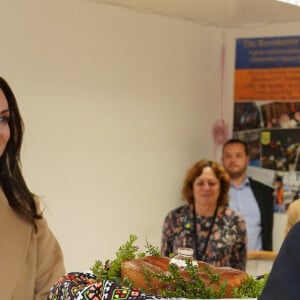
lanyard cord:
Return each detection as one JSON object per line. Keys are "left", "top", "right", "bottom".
{"left": 192, "top": 204, "right": 218, "bottom": 261}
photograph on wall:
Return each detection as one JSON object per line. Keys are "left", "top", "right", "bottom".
{"left": 260, "top": 101, "right": 300, "bottom": 129}
{"left": 273, "top": 171, "right": 300, "bottom": 213}
{"left": 260, "top": 128, "right": 300, "bottom": 171}
{"left": 233, "top": 102, "right": 262, "bottom": 131}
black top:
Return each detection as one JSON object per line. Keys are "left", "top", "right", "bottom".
{"left": 249, "top": 177, "right": 274, "bottom": 251}
{"left": 259, "top": 221, "right": 300, "bottom": 300}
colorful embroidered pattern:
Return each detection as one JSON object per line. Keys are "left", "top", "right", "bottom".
{"left": 47, "top": 272, "right": 159, "bottom": 300}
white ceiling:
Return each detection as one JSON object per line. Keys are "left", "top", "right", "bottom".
{"left": 93, "top": 0, "right": 300, "bottom": 27}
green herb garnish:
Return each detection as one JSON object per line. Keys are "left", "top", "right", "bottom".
{"left": 233, "top": 273, "right": 269, "bottom": 298}
{"left": 90, "top": 234, "right": 159, "bottom": 284}
{"left": 149, "top": 260, "right": 227, "bottom": 299}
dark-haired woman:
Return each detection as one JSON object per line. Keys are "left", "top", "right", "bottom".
{"left": 0, "top": 77, "right": 65, "bottom": 299}
{"left": 161, "top": 160, "right": 247, "bottom": 270}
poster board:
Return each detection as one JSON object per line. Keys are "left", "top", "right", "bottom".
{"left": 234, "top": 35, "right": 300, "bottom": 212}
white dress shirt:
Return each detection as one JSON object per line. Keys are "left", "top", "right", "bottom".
{"left": 229, "top": 178, "right": 262, "bottom": 250}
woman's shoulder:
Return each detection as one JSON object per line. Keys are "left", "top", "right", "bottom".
{"left": 167, "top": 204, "right": 191, "bottom": 216}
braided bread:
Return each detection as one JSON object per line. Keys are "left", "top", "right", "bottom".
{"left": 121, "top": 256, "right": 248, "bottom": 298}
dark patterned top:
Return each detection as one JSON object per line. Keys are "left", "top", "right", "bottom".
{"left": 161, "top": 205, "right": 247, "bottom": 270}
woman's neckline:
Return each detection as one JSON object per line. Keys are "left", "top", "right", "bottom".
{"left": 194, "top": 205, "right": 219, "bottom": 217}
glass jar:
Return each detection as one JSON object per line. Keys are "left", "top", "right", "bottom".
{"left": 170, "top": 247, "right": 198, "bottom": 270}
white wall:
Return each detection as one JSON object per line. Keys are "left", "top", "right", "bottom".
{"left": 2, "top": 0, "right": 293, "bottom": 272}
{"left": 0, "top": 0, "right": 222, "bottom": 271}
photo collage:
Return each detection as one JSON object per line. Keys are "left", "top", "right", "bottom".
{"left": 233, "top": 101, "right": 300, "bottom": 212}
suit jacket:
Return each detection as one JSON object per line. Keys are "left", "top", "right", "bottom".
{"left": 259, "top": 220, "right": 300, "bottom": 300}
{"left": 249, "top": 178, "right": 274, "bottom": 251}
{"left": 0, "top": 188, "right": 65, "bottom": 300}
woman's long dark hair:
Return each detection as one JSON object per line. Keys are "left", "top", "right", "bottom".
{"left": 0, "top": 77, "right": 41, "bottom": 229}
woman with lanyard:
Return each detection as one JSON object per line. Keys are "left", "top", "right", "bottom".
{"left": 161, "top": 159, "right": 247, "bottom": 270}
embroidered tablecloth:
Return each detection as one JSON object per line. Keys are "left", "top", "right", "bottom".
{"left": 47, "top": 272, "right": 158, "bottom": 300}
{"left": 47, "top": 272, "right": 257, "bottom": 300}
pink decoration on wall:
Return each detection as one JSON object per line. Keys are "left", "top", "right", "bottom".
{"left": 212, "top": 119, "right": 230, "bottom": 145}
{"left": 212, "top": 32, "right": 230, "bottom": 159}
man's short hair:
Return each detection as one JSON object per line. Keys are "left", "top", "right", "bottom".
{"left": 222, "top": 138, "right": 249, "bottom": 156}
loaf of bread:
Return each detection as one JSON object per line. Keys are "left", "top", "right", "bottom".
{"left": 121, "top": 256, "right": 248, "bottom": 298}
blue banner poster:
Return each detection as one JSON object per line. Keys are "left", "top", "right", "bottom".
{"left": 234, "top": 35, "right": 300, "bottom": 100}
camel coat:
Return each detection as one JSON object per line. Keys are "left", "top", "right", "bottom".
{"left": 0, "top": 188, "right": 65, "bottom": 299}
{"left": 284, "top": 199, "right": 300, "bottom": 238}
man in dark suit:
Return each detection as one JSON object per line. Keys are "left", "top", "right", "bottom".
{"left": 259, "top": 221, "right": 300, "bottom": 299}
{"left": 222, "top": 138, "right": 274, "bottom": 250}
